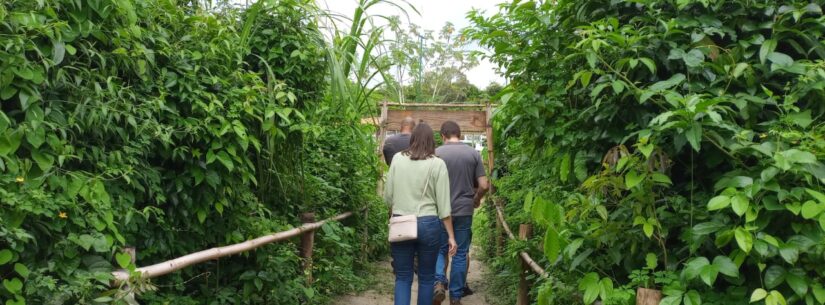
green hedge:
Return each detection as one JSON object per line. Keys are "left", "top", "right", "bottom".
{"left": 0, "top": 0, "right": 384, "bottom": 304}
{"left": 470, "top": 1, "right": 825, "bottom": 305}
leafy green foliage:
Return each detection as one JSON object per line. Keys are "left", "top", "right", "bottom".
{"left": 0, "top": 0, "right": 385, "bottom": 303}
{"left": 469, "top": 0, "right": 825, "bottom": 304}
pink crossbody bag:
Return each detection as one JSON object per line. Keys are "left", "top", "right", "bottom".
{"left": 388, "top": 159, "right": 434, "bottom": 243}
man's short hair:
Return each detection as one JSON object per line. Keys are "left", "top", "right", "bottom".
{"left": 440, "top": 120, "right": 461, "bottom": 139}
{"left": 401, "top": 117, "right": 416, "bottom": 130}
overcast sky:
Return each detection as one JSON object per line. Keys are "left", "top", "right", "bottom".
{"left": 316, "top": 0, "right": 505, "bottom": 88}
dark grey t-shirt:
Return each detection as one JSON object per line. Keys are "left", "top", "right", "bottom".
{"left": 383, "top": 133, "right": 411, "bottom": 165}
{"left": 436, "top": 142, "right": 486, "bottom": 216}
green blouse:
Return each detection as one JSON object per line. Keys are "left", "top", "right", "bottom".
{"left": 384, "top": 153, "right": 451, "bottom": 219}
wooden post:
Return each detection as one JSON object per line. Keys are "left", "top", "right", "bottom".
{"left": 517, "top": 224, "right": 533, "bottom": 305}
{"left": 636, "top": 288, "right": 662, "bottom": 305}
{"left": 495, "top": 201, "right": 503, "bottom": 257}
{"left": 120, "top": 247, "right": 139, "bottom": 304}
{"left": 300, "top": 212, "right": 316, "bottom": 285}
{"left": 485, "top": 103, "right": 495, "bottom": 194}
{"left": 377, "top": 101, "right": 389, "bottom": 196}
{"left": 361, "top": 208, "right": 369, "bottom": 262}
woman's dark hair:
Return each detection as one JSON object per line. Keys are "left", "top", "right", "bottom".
{"left": 403, "top": 123, "right": 436, "bottom": 160}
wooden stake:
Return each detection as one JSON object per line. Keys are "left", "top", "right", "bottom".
{"left": 517, "top": 224, "right": 533, "bottom": 305}
{"left": 300, "top": 212, "right": 316, "bottom": 285}
{"left": 636, "top": 287, "right": 662, "bottom": 305}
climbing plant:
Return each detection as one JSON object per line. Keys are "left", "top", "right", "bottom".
{"left": 0, "top": 0, "right": 385, "bottom": 304}
{"left": 469, "top": 0, "right": 825, "bottom": 304}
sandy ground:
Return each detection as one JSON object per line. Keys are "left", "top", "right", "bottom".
{"left": 333, "top": 249, "right": 491, "bottom": 305}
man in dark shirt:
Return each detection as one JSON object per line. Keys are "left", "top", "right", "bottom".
{"left": 433, "top": 121, "right": 489, "bottom": 305}
{"left": 382, "top": 117, "right": 416, "bottom": 164}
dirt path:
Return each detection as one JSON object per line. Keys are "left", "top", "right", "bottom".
{"left": 334, "top": 248, "right": 492, "bottom": 305}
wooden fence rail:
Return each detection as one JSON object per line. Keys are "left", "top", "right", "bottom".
{"left": 493, "top": 200, "right": 548, "bottom": 305}
{"left": 112, "top": 210, "right": 356, "bottom": 284}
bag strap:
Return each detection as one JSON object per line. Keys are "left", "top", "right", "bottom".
{"left": 415, "top": 158, "right": 435, "bottom": 215}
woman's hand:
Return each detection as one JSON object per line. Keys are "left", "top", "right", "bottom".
{"left": 448, "top": 238, "right": 458, "bottom": 256}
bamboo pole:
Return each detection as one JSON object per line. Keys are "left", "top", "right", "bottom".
{"left": 111, "top": 211, "right": 354, "bottom": 284}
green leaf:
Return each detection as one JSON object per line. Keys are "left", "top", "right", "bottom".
{"left": 643, "top": 223, "right": 654, "bottom": 238}
{"left": 216, "top": 151, "right": 234, "bottom": 171}
{"left": 731, "top": 195, "right": 750, "bottom": 216}
{"left": 116, "top": 252, "right": 132, "bottom": 269}
{"left": 543, "top": 228, "right": 560, "bottom": 263}
{"left": 523, "top": 191, "right": 534, "bottom": 214}
{"left": 820, "top": 214, "right": 825, "bottom": 232}
{"left": 31, "top": 149, "right": 54, "bottom": 171}
{"left": 660, "top": 296, "right": 682, "bottom": 305}
{"left": 765, "top": 265, "right": 786, "bottom": 289}
{"left": 734, "top": 227, "right": 753, "bottom": 253}
{"left": 579, "top": 273, "right": 600, "bottom": 304}
{"left": 580, "top": 71, "right": 592, "bottom": 87}
{"left": 693, "top": 221, "right": 726, "bottom": 235}
{"left": 599, "top": 278, "right": 613, "bottom": 301}
{"left": 732, "top": 63, "right": 749, "bottom": 78}
{"left": 713, "top": 256, "right": 739, "bottom": 277}
{"left": 801, "top": 201, "right": 825, "bottom": 219}
{"left": 707, "top": 195, "right": 731, "bottom": 211}
{"left": 811, "top": 284, "right": 825, "bottom": 303}
{"left": 640, "top": 57, "right": 656, "bottom": 73}
{"left": 651, "top": 173, "right": 672, "bottom": 185}
{"left": 760, "top": 39, "right": 777, "bottom": 63}
{"left": 650, "top": 73, "right": 686, "bottom": 91}
{"left": 751, "top": 288, "right": 768, "bottom": 303}
{"left": 769, "top": 291, "right": 787, "bottom": 305}
{"left": 2, "top": 278, "right": 22, "bottom": 294}
{"left": 13, "top": 263, "right": 29, "bottom": 278}
{"left": 806, "top": 188, "right": 825, "bottom": 204}
{"left": 639, "top": 90, "right": 655, "bottom": 104}
{"left": 684, "top": 290, "right": 702, "bottom": 305}
{"left": 197, "top": 210, "right": 207, "bottom": 224}
{"left": 786, "top": 273, "right": 808, "bottom": 297}
{"left": 787, "top": 110, "right": 812, "bottom": 128}
{"left": 638, "top": 144, "right": 654, "bottom": 158}
{"left": 0, "top": 249, "right": 12, "bottom": 265}
{"left": 612, "top": 80, "right": 625, "bottom": 94}
{"left": 686, "top": 122, "right": 702, "bottom": 152}
{"left": 0, "top": 129, "right": 24, "bottom": 157}
{"left": 0, "top": 86, "right": 17, "bottom": 100}
{"left": 683, "top": 49, "right": 705, "bottom": 67}
{"left": 767, "top": 52, "right": 793, "bottom": 69}
{"left": 53, "top": 41, "right": 66, "bottom": 65}
{"left": 699, "top": 264, "right": 719, "bottom": 286}
{"left": 645, "top": 253, "right": 658, "bottom": 269}
{"left": 683, "top": 257, "right": 710, "bottom": 280}
{"left": 625, "top": 170, "right": 645, "bottom": 189}
{"left": 560, "top": 153, "right": 571, "bottom": 182}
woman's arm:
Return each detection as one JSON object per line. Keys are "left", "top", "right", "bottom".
{"left": 384, "top": 163, "right": 395, "bottom": 217}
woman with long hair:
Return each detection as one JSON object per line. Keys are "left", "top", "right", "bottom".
{"left": 384, "top": 123, "right": 458, "bottom": 305}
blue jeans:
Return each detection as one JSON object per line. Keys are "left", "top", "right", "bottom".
{"left": 435, "top": 215, "right": 473, "bottom": 300}
{"left": 391, "top": 216, "right": 441, "bottom": 305}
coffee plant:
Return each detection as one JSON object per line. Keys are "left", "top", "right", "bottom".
{"left": 0, "top": 0, "right": 386, "bottom": 304}
{"left": 469, "top": 0, "right": 824, "bottom": 304}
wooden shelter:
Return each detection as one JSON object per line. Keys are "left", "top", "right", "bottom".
{"left": 375, "top": 102, "right": 496, "bottom": 183}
